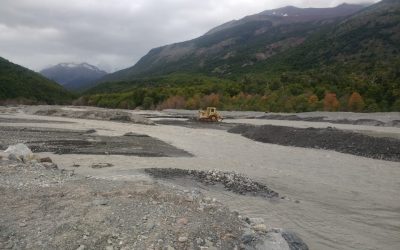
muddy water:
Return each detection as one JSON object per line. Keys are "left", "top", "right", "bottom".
{"left": 1, "top": 112, "right": 400, "bottom": 250}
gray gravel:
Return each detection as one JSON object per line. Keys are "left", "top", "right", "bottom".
{"left": 0, "top": 153, "right": 303, "bottom": 250}
{"left": 24, "top": 106, "right": 155, "bottom": 125}
{"left": 145, "top": 168, "right": 279, "bottom": 198}
{"left": 0, "top": 126, "right": 191, "bottom": 157}
{"left": 229, "top": 124, "right": 400, "bottom": 162}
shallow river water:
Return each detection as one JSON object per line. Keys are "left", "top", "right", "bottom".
{"left": 1, "top": 111, "right": 400, "bottom": 250}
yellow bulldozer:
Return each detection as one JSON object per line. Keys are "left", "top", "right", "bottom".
{"left": 198, "top": 107, "right": 223, "bottom": 122}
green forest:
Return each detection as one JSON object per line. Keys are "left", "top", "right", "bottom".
{"left": 79, "top": 66, "right": 400, "bottom": 112}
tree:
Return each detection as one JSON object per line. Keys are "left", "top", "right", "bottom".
{"left": 324, "top": 93, "right": 340, "bottom": 111}
{"left": 392, "top": 99, "right": 400, "bottom": 111}
{"left": 157, "top": 95, "right": 186, "bottom": 110}
{"left": 142, "top": 97, "right": 154, "bottom": 110}
{"left": 201, "top": 93, "right": 220, "bottom": 107}
{"left": 348, "top": 92, "right": 365, "bottom": 112}
{"left": 307, "top": 94, "right": 319, "bottom": 110}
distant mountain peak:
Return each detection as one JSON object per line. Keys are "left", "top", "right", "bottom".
{"left": 55, "top": 62, "right": 105, "bottom": 72}
{"left": 40, "top": 62, "right": 107, "bottom": 91}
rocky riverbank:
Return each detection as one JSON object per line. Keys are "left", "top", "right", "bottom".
{"left": 0, "top": 145, "right": 308, "bottom": 250}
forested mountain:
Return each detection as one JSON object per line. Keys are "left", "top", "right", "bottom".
{"left": 40, "top": 63, "right": 107, "bottom": 91}
{"left": 99, "top": 3, "right": 366, "bottom": 81}
{"left": 0, "top": 57, "right": 74, "bottom": 104}
{"left": 84, "top": 0, "right": 400, "bottom": 112}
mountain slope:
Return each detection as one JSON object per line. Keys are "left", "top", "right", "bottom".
{"left": 85, "top": 1, "right": 399, "bottom": 112}
{"left": 0, "top": 57, "right": 74, "bottom": 104}
{"left": 40, "top": 63, "right": 107, "bottom": 91}
{"left": 263, "top": 0, "right": 400, "bottom": 71}
{"left": 99, "top": 3, "right": 366, "bottom": 82}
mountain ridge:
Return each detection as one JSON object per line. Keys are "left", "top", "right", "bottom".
{"left": 0, "top": 56, "right": 74, "bottom": 104}
{"left": 98, "top": 3, "right": 368, "bottom": 83}
{"left": 40, "top": 62, "right": 107, "bottom": 91}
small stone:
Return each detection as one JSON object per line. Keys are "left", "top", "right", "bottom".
{"left": 76, "top": 245, "right": 85, "bottom": 250}
{"left": 165, "top": 246, "right": 175, "bottom": 250}
{"left": 146, "top": 222, "right": 155, "bottom": 231}
{"left": 19, "top": 222, "right": 27, "bottom": 227}
{"left": 177, "top": 217, "right": 188, "bottom": 225}
{"left": 40, "top": 157, "right": 52, "bottom": 163}
{"left": 241, "top": 231, "right": 255, "bottom": 244}
{"left": 8, "top": 153, "right": 21, "bottom": 162}
{"left": 105, "top": 246, "right": 113, "bottom": 250}
{"left": 93, "top": 199, "right": 108, "bottom": 206}
{"left": 196, "top": 238, "right": 204, "bottom": 245}
{"left": 178, "top": 236, "right": 188, "bottom": 242}
{"left": 252, "top": 224, "right": 268, "bottom": 232}
{"left": 205, "top": 239, "right": 213, "bottom": 245}
{"left": 203, "top": 197, "right": 212, "bottom": 202}
{"left": 185, "top": 195, "right": 194, "bottom": 202}
{"left": 248, "top": 218, "right": 265, "bottom": 225}
{"left": 223, "top": 233, "right": 235, "bottom": 239}
{"left": 42, "top": 162, "right": 58, "bottom": 170}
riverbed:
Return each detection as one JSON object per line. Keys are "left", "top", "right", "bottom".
{"left": 1, "top": 107, "right": 399, "bottom": 250}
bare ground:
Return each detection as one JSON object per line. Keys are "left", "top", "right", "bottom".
{"left": 0, "top": 157, "right": 304, "bottom": 250}
{"left": 0, "top": 159, "right": 243, "bottom": 250}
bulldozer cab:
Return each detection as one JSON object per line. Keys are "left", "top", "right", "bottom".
{"left": 206, "top": 107, "right": 217, "bottom": 115}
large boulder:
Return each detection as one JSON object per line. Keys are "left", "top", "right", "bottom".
{"left": 5, "top": 143, "right": 32, "bottom": 157}
{"left": 4, "top": 143, "right": 33, "bottom": 161}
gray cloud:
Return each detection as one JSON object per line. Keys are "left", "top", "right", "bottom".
{"left": 0, "top": 0, "right": 379, "bottom": 72}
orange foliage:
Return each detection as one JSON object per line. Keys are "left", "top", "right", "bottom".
{"left": 308, "top": 95, "right": 319, "bottom": 107}
{"left": 201, "top": 93, "right": 220, "bottom": 107}
{"left": 186, "top": 95, "right": 201, "bottom": 110}
{"left": 157, "top": 95, "right": 186, "bottom": 110}
{"left": 323, "top": 93, "right": 340, "bottom": 111}
{"left": 348, "top": 92, "right": 365, "bottom": 112}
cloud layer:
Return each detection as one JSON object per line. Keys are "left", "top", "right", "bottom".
{"left": 0, "top": 0, "right": 378, "bottom": 72}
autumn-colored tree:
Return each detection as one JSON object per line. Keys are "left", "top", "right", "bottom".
{"left": 157, "top": 95, "right": 186, "bottom": 110}
{"left": 201, "top": 93, "right": 220, "bottom": 107}
{"left": 323, "top": 92, "right": 340, "bottom": 111}
{"left": 185, "top": 95, "right": 201, "bottom": 110}
{"left": 348, "top": 92, "right": 365, "bottom": 112}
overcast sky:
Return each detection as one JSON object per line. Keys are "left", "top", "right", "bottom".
{"left": 0, "top": 0, "right": 379, "bottom": 72}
